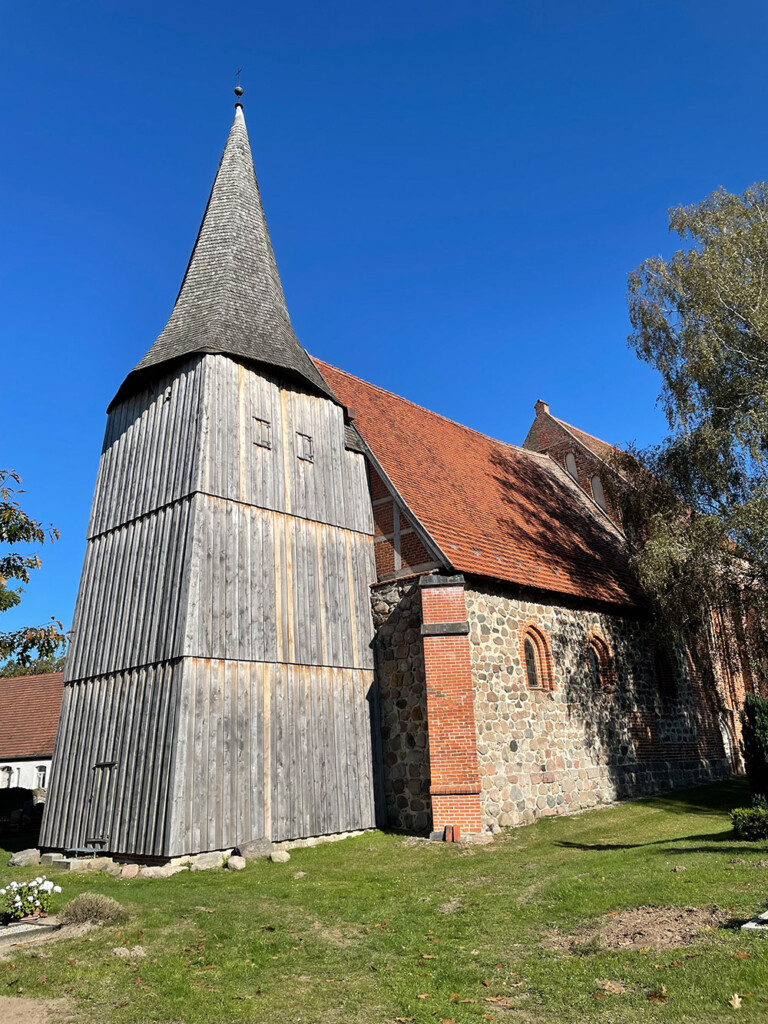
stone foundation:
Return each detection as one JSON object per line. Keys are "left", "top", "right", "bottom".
{"left": 371, "top": 579, "right": 431, "bottom": 831}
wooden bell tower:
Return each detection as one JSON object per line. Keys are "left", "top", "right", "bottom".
{"left": 42, "top": 101, "right": 378, "bottom": 858}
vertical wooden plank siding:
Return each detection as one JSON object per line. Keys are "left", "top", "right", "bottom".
{"left": 45, "top": 353, "right": 379, "bottom": 858}
{"left": 41, "top": 664, "right": 181, "bottom": 857}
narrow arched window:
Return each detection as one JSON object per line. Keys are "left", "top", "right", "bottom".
{"left": 588, "top": 644, "right": 601, "bottom": 688}
{"left": 520, "top": 623, "right": 554, "bottom": 690}
{"left": 587, "top": 633, "right": 615, "bottom": 691}
{"left": 565, "top": 452, "right": 578, "bottom": 481}
{"left": 591, "top": 474, "right": 608, "bottom": 512}
{"left": 524, "top": 638, "right": 539, "bottom": 688}
{"left": 36, "top": 765, "right": 47, "bottom": 788}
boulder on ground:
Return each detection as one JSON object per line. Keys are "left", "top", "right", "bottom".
{"left": 137, "top": 864, "right": 185, "bottom": 879}
{"left": 120, "top": 863, "right": 139, "bottom": 879}
{"left": 112, "top": 945, "right": 146, "bottom": 960}
{"left": 226, "top": 855, "right": 246, "bottom": 871}
{"left": 65, "top": 857, "right": 113, "bottom": 873}
{"left": 237, "top": 839, "right": 274, "bottom": 860}
{"left": 269, "top": 850, "right": 290, "bottom": 863}
{"left": 8, "top": 848, "right": 40, "bottom": 867}
{"left": 189, "top": 852, "right": 224, "bottom": 872}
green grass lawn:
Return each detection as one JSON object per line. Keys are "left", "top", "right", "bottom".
{"left": 2, "top": 779, "right": 768, "bottom": 1023}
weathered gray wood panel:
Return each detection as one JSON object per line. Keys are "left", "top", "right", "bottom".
{"left": 66, "top": 500, "right": 193, "bottom": 681}
{"left": 184, "top": 494, "right": 376, "bottom": 669}
{"left": 269, "top": 665, "right": 377, "bottom": 842}
{"left": 88, "top": 359, "right": 204, "bottom": 538}
{"left": 40, "top": 662, "right": 181, "bottom": 858}
{"left": 197, "top": 355, "right": 373, "bottom": 536}
{"left": 168, "top": 660, "right": 375, "bottom": 853}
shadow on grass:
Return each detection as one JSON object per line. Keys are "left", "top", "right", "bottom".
{"left": 555, "top": 779, "right": 763, "bottom": 853}
{"left": 555, "top": 831, "right": 763, "bottom": 853}
{"left": 0, "top": 828, "right": 41, "bottom": 855}
{"left": 636, "top": 777, "right": 749, "bottom": 817}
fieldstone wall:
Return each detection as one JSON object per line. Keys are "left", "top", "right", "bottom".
{"left": 371, "top": 580, "right": 431, "bottom": 832}
{"left": 465, "top": 582, "right": 730, "bottom": 832}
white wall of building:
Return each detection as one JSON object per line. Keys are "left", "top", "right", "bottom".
{"left": 0, "top": 759, "right": 51, "bottom": 791}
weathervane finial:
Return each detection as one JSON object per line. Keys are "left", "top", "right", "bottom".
{"left": 234, "top": 68, "right": 244, "bottom": 105}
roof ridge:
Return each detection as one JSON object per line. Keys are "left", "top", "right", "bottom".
{"left": 0, "top": 672, "right": 63, "bottom": 684}
{"left": 553, "top": 414, "right": 618, "bottom": 452}
{"left": 313, "top": 358, "right": 552, "bottom": 463}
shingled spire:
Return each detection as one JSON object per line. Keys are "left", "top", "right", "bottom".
{"left": 112, "top": 103, "right": 334, "bottom": 406}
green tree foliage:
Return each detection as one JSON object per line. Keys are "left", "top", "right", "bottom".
{"left": 616, "top": 182, "right": 768, "bottom": 650}
{"left": 0, "top": 653, "right": 66, "bottom": 678}
{"left": 740, "top": 693, "right": 768, "bottom": 798}
{"left": 0, "top": 470, "right": 66, "bottom": 664}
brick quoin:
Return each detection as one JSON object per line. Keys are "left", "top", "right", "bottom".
{"left": 420, "top": 575, "right": 482, "bottom": 835}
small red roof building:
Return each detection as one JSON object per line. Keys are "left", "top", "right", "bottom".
{"left": 0, "top": 673, "right": 64, "bottom": 760}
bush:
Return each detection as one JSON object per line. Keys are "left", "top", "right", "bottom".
{"left": 58, "top": 892, "right": 124, "bottom": 925}
{"left": 741, "top": 693, "right": 768, "bottom": 798}
{"left": 732, "top": 806, "right": 768, "bottom": 840}
{"left": 0, "top": 876, "right": 62, "bottom": 921}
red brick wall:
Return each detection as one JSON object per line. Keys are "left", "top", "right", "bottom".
{"left": 420, "top": 577, "right": 482, "bottom": 835}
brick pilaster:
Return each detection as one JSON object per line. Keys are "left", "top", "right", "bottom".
{"left": 419, "top": 574, "right": 482, "bottom": 835}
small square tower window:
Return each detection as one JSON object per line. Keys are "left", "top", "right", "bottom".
{"left": 297, "top": 432, "right": 314, "bottom": 463}
{"left": 253, "top": 417, "right": 272, "bottom": 450}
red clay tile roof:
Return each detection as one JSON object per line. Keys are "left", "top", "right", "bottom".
{"left": 314, "top": 359, "right": 644, "bottom": 608}
{"left": 0, "top": 673, "right": 64, "bottom": 760}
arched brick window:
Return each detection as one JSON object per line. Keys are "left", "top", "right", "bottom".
{"left": 591, "top": 474, "right": 608, "bottom": 513}
{"left": 519, "top": 622, "right": 554, "bottom": 690}
{"left": 587, "top": 631, "right": 615, "bottom": 691}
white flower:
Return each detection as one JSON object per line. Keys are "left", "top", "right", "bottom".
{"left": 53, "top": 886, "right": 62, "bottom": 894}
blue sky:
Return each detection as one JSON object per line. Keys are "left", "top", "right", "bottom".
{"left": 3, "top": 0, "right": 768, "bottom": 639}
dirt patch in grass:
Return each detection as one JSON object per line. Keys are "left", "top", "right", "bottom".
{"left": 438, "top": 896, "right": 463, "bottom": 914}
{"left": 0, "top": 997, "right": 73, "bottom": 1024}
{"left": 0, "top": 924, "right": 92, "bottom": 960}
{"left": 311, "top": 919, "right": 363, "bottom": 948}
{"left": 547, "top": 905, "right": 727, "bottom": 952}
